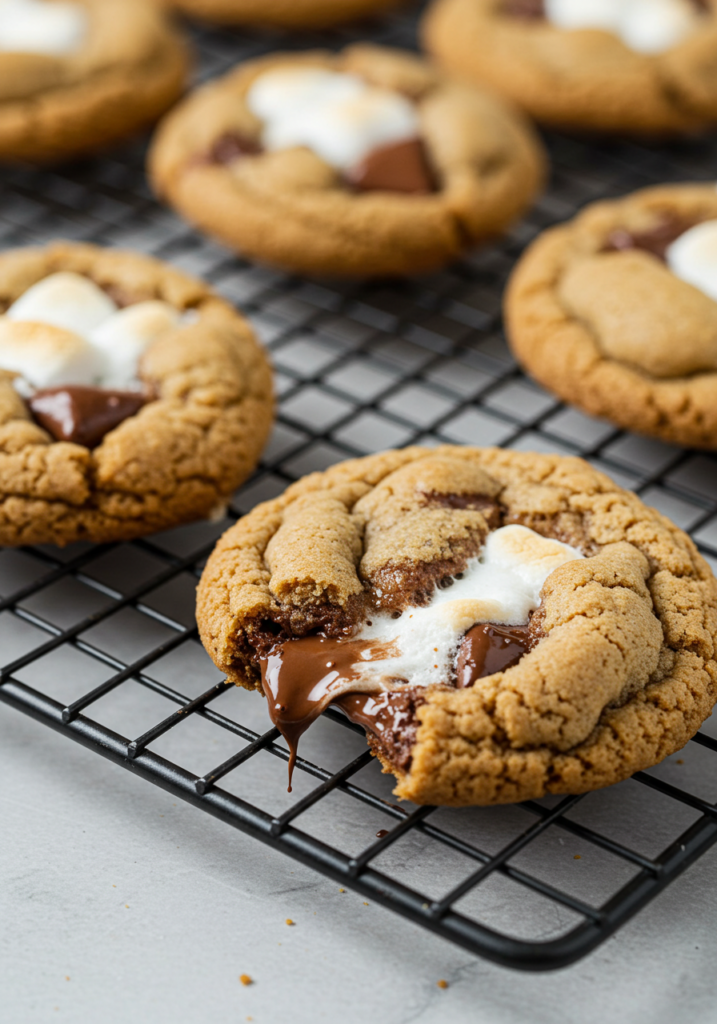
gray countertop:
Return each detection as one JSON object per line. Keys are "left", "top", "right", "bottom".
{"left": 2, "top": 703, "right": 716, "bottom": 1024}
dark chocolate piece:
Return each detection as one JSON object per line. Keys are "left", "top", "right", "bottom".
{"left": 334, "top": 688, "right": 426, "bottom": 772}
{"left": 456, "top": 622, "right": 536, "bottom": 688}
{"left": 29, "top": 386, "right": 146, "bottom": 448}
{"left": 346, "top": 138, "right": 436, "bottom": 195}
{"left": 199, "top": 132, "right": 263, "bottom": 167}
{"left": 604, "top": 215, "right": 695, "bottom": 262}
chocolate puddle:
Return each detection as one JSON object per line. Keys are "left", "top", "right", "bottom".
{"left": 261, "top": 618, "right": 538, "bottom": 790}
{"left": 29, "top": 385, "right": 147, "bottom": 448}
{"left": 604, "top": 215, "right": 696, "bottom": 262}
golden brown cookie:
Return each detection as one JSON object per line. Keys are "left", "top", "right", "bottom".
{"left": 0, "top": 0, "right": 189, "bottom": 163}
{"left": 506, "top": 183, "right": 717, "bottom": 448}
{"left": 422, "top": 0, "right": 717, "bottom": 136}
{"left": 163, "top": 0, "right": 404, "bottom": 28}
{"left": 148, "top": 45, "right": 546, "bottom": 278}
{"left": 196, "top": 445, "right": 717, "bottom": 807}
{"left": 0, "top": 241, "right": 274, "bottom": 547}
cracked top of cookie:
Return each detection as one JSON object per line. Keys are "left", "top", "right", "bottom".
{"left": 423, "top": 0, "right": 717, "bottom": 136}
{"left": 0, "top": 241, "right": 273, "bottom": 547}
{"left": 197, "top": 445, "right": 717, "bottom": 806}
{"left": 506, "top": 183, "right": 717, "bottom": 448}
{"left": 148, "top": 44, "right": 546, "bottom": 278}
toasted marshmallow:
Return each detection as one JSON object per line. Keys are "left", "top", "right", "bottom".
{"left": 246, "top": 66, "right": 419, "bottom": 172}
{"left": 345, "top": 525, "right": 583, "bottom": 691}
{"left": 7, "top": 272, "right": 118, "bottom": 337}
{"left": 666, "top": 219, "right": 717, "bottom": 304}
{"left": 0, "top": 0, "right": 87, "bottom": 56}
{"left": 0, "top": 319, "right": 104, "bottom": 389}
{"left": 544, "top": 0, "right": 701, "bottom": 54}
{"left": 91, "top": 301, "right": 181, "bottom": 389}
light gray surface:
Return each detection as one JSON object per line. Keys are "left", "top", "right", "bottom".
{"left": 2, "top": 702, "right": 717, "bottom": 1024}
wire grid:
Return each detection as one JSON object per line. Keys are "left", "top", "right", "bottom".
{"left": 2, "top": 2, "right": 717, "bottom": 973}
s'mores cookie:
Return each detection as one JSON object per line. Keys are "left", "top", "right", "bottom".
{"left": 149, "top": 45, "right": 546, "bottom": 278}
{"left": 422, "top": 0, "right": 717, "bottom": 136}
{"left": 197, "top": 446, "right": 717, "bottom": 806}
{"left": 0, "top": 0, "right": 189, "bottom": 163}
{"left": 506, "top": 183, "right": 717, "bottom": 447}
{"left": 0, "top": 242, "right": 273, "bottom": 546}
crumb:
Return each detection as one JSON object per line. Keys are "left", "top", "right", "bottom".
{"left": 363, "top": 902, "right": 369, "bottom": 906}
{"left": 125, "top": 904, "right": 129, "bottom": 908}
{"left": 574, "top": 855, "right": 581, "bottom": 860}
{"left": 112, "top": 884, "right": 116, "bottom": 888}
{"left": 676, "top": 759, "right": 684, "bottom": 764}
{"left": 339, "top": 888, "right": 345, "bottom": 893}
{"left": 285, "top": 919, "right": 294, "bottom": 926}
{"left": 64, "top": 976, "right": 70, "bottom": 981}
{"left": 239, "top": 974, "right": 253, "bottom": 986}
{"left": 437, "top": 980, "right": 448, "bottom": 989}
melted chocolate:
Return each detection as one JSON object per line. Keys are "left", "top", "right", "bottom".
{"left": 334, "top": 688, "right": 426, "bottom": 772}
{"left": 455, "top": 622, "right": 536, "bottom": 689}
{"left": 345, "top": 138, "right": 436, "bottom": 195}
{"left": 604, "top": 215, "right": 695, "bottom": 262}
{"left": 200, "top": 131, "right": 263, "bottom": 166}
{"left": 503, "top": 0, "right": 545, "bottom": 18}
{"left": 29, "top": 386, "right": 146, "bottom": 448}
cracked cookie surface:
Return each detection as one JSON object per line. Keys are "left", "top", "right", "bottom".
{"left": 422, "top": 0, "right": 717, "bottom": 136}
{"left": 197, "top": 445, "right": 717, "bottom": 806}
{"left": 506, "top": 183, "right": 717, "bottom": 447}
{"left": 148, "top": 44, "right": 546, "bottom": 278}
{"left": 0, "top": 0, "right": 189, "bottom": 163}
{"left": 0, "top": 241, "right": 274, "bottom": 547}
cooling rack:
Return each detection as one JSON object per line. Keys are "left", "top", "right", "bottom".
{"left": 2, "top": 2, "right": 717, "bottom": 973}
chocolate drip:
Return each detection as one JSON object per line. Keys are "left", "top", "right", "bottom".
{"left": 346, "top": 138, "right": 436, "bottom": 195}
{"left": 604, "top": 215, "right": 694, "bottom": 262}
{"left": 456, "top": 622, "right": 536, "bottom": 688}
{"left": 29, "top": 386, "right": 147, "bottom": 448}
{"left": 503, "top": 0, "right": 545, "bottom": 18}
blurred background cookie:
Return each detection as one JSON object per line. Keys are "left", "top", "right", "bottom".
{"left": 148, "top": 44, "right": 546, "bottom": 278}
{"left": 0, "top": 242, "right": 274, "bottom": 546}
{"left": 505, "top": 183, "right": 717, "bottom": 447}
{"left": 0, "top": 0, "right": 190, "bottom": 163}
{"left": 423, "top": 0, "right": 717, "bottom": 136}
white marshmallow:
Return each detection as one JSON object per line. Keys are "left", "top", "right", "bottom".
{"left": 0, "top": 319, "right": 104, "bottom": 389}
{"left": 246, "top": 67, "right": 419, "bottom": 172}
{"left": 91, "top": 301, "right": 181, "bottom": 389}
{"left": 7, "top": 272, "right": 118, "bottom": 337}
{"left": 544, "top": 0, "right": 701, "bottom": 54}
{"left": 666, "top": 219, "right": 717, "bottom": 304}
{"left": 347, "top": 525, "right": 583, "bottom": 692}
{"left": 0, "top": 0, "right": 87, "bottom": 56}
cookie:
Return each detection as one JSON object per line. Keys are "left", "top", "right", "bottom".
{"left": 422, "top": 0, "right": 717, "bottom": 136}
{"left": 0, "top": 0, "right": 189, "bottom": 163}
{"left": 196, "top": 445, "right": 717, "bottom": 807}
{"left": 163, "top": 0, "right": 404, "bottom": 28}
{"left": 506, "top": 182, "right": 717, "bottom": 448}
{"left": 148, "top": 44, "right": 546, "bottom": 278}
{"left": 0, "top": 241, "right": 274, "bottom": 547}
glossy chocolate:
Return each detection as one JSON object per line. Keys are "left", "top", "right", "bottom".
{"left": 604, "top": 215, "right": 694, "bottom": 262}
{"left": 334, "top": 688, "right": 425, "bottom": 772}
{"left": 203, "top": 131, "right": 263, "bottom": 166}
{"left": 503, "top": 0, "right": 545, "bottom": 18}
{"left": 345, "top": 138, "right": 435, "bottom": 195}
{"left": 29, "top": 385, "right": 146, "bottom": 448}
{"left": 456, "top": 622, "right": 535, "bottom": 689}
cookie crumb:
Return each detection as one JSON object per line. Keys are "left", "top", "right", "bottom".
{"left": 285, "top": 919, "right": 294, "bottom": 926}
{"left": 64, "top": 976, "right": 70, "bottom": 982}
{"left": 239, "top": 974, "right": 253, "bottom": 986}
{"left": 363, "top": 902, "right": 369, "bottom": 906}
{"left": 676, "top": 759, "right": 684, "bottom": 764}
{"left": 339, "top": 888, "right": 345, "bottom": 893}
{"left": 574, "top": 855, "right": 581, "bottom": 860}
{"left": 125, "top": 904, "right": 129, "bottom": 908}
{"left": 437, "top": 979, "right": 448, "bottom": 989}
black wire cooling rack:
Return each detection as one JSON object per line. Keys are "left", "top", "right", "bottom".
{"left": 2, "top": 2, "right": 717, "bottom": 973}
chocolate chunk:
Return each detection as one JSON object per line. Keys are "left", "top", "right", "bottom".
{"left": 346, "top": 138, "right": 436, "bottom": 195}
{"left": 335, "top": 688, "right": 426, "bottom": 772}
{"left": 456, "top": 622, "right": 536, "bottom": 688}
{"left": 503, "top": 0, "right": 545, "bottom": 18}
{"left": 196, "top": 132, "right": 263, "bottom": 167}
{"left": 604, "top": 215, "right": 695, "bottom": 262}
{"left": 29, "top": 386, "right": 146, "bottom": 448}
